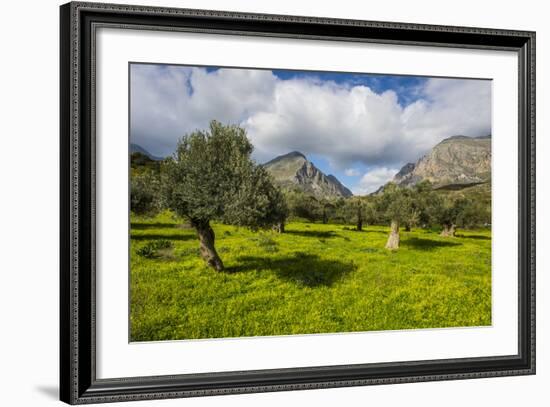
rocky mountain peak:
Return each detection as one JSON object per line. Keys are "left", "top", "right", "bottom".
{"left": 264, "top": 152, "right": 352, "bottom": 198}
{"left": 392, "top": 135, "right": 491, "bottom": 189}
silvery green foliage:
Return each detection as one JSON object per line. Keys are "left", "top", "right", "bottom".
{"left": 435, "top": 194, "right": 488, "bottom": 229}
{"left": 377, "top": 182, "right": 415, "bottom": 225}
{"left": 130, "top": 171, "right": 162, "bottom": 216}
{"left": 342, "top": 197, "right": 378, "bottom": 228}
{"left": 163, "top": 120, "right": 287, "bottom": 228}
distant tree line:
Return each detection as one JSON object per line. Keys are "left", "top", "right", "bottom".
{"left": 131, "top": 121, "right": 491, "bottom": 270}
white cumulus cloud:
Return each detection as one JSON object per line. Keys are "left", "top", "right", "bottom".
{"left": 354, "top": 167, "right": 400, "bottom": 195}
{"left": 130, "top": 64, "right": 491, "bottom": 177}
{"left": 130, "top": 65, "right": 277, "bottom": 157}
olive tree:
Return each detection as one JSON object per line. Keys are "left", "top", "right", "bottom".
{"left": 378, "top": 183, "right": 415, "bottom": 250}
{"left": 130, "top": 171, "right": 162, "bottom": 216}
{"left": 319, "top": 199, "right": 335, "bottom": 225}
{"left": 458, "top": 197, "right": 490, "bottom": 229}
{"left": 285, "top": 190, "right": 320, "bottom": 222}
{"left": 407, "top": 180, "right": 438, "bottom": 230}
{"left": 271, "top": 194, "right": 289, "bottom": 233}
{"left": 343, "top": 197, "right": 377, "bottom": 231}
{"left": 163, "top": 121, "right": 286, "bottom": 271}
{"left": 436, "top": 195, "right": 488, "bottom": 237}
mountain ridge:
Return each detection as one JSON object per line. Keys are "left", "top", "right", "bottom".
{"left": 392, "top": 134, "right": 491, "bottom": 189}
{"left": 263, "top": 152, "right": 353, "bottom": 198}
{"left": 130, "top": 143, "right": 164, "bottom": 161}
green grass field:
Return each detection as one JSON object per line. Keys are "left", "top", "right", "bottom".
{"left": 130, "top": 211, "right": 491, "bottom": 341}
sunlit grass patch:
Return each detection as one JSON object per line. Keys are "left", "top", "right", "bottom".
{"left": 130, "top": 212, "right": 491, "bottom": 341}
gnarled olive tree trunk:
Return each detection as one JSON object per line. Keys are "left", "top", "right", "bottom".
{"left": 440, "top": 223, "right": 456, "bottom": 237}
{"left": 385, "top": 220, "right": 400, "bottom": 250}
{"left": 272, "top": 221, "right": 285, "bottom": 233}
{"left": 191, "top": 219, "right": 224, "bottom": 271}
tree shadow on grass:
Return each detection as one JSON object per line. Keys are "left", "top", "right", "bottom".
{"left": 130, "top": 233, "right": 195, "bottom": 241}
{"left": 401, "top": 237, "right": 462, "bottom": 251}
{"left": 341, "top": 227, "right": 387, "bottom": 235}
{"left": 455, "top": 234, "right": 491, "bottom": 240}
{"left": 227, "top": 253, "right": 356, "bottom": 287}
{"left": 285, "top": 230, "right": 339, "bottom": 239}
{"left": 363, "top": 229, "right": 388, "bottom": 234}
{"left": 130, "top": 222, "right": 176, "bottom": 230}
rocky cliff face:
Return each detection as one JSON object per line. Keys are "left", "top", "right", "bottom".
{"left": 263, "top": 151, "right": 353, "bottom": 198}
{"left": 393, "top": 162, "right": 418, "bottom": 186}
{"left": 393, "top": 135, "right": 491, "bottom": 189}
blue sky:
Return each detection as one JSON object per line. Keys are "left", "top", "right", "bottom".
{"left": 131, "top": 64, "right": 491, "bottom": 194}
{"left": 271, "top": 69, "right": 428, "bottom": 107}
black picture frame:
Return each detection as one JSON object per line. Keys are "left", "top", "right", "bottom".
{"left": 60, "top": 1, "right": 536, "bottom": 404}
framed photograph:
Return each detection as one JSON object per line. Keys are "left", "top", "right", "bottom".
{"left": 60, "top": 1, "right": 535, "bottom": 404}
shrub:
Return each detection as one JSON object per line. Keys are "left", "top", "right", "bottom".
{"left": 137, "top": 240, "right": 173, "bottom": 258}
{"left": 131, "top": 171, "right": 162, "bottom": 216}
